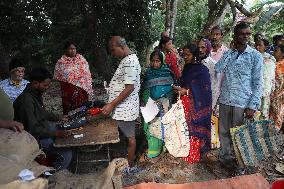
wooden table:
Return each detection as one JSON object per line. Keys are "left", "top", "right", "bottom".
{"left": 54, "top": 117, "right": 120, "bottom": 173}
{"left": 54, "top": 117, "right": 120, "bottom": 147}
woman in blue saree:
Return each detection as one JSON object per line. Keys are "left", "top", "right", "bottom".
{"left": 173, "top": 43, "right": 212, "bottom": 154}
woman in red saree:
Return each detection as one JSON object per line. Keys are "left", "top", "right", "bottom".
{"left": 54, "top": 41, "right": 93, "bottom": 115}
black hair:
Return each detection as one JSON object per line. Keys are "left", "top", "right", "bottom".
{"left": 211, "top": 25, "right": 223, "bottom": 36}
{"left": 64, "top": 41, "right": 77, "bottom": 49}
{"left": 29, "top": 67, "right": 52, "bottom": 82}
{"left": 254, "top": 32, "right": 264, "bottom": 40}
{"left": 257, "top": 38, "right": 270, "bottom": 47}
{"left": 9, "top": 58, "right": 24, "bottom": 71}
{"left": 150, "top": 50, "right": 163, "bottom": 63}
{"left": 159, "top": 36, "right": 172, "bottom": 49}
{"left": 234, "top": 22, "right": 250, "bottom": 35}
{"left": 183, "top": 43, "right": 199, "bottom": 57}
{"left": 272, "top": 34, "right": 284, "bottom": 45}
{"left": 276, "top": 44, "right": 284, "bottom": 54}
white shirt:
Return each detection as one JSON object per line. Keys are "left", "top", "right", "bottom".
{"left": 108, "top": 54, "right": 141, "bottom": 121}
{"left": 202, "top": 57, "right": 219, "bottom": 109}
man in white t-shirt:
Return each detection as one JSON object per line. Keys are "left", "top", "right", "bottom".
{"left": 102, "top": 36, "right": 141, "bottom": 169}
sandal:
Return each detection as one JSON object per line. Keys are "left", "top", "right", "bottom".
{"left": 122, "top": 166, "right": 142, "bottom": 174}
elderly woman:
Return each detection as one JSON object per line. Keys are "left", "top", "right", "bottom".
{"left": 0, "top": 59, "right": 29, "bottom": 102}
{"left": 255, "top": 38, "right": 276, "bottom": 119}
{"left": 198, "top": 38, "right": 220, "bottom": 110}
{"left": 173, "top": 43, "right": 212, "bottom": 157}
{"left": 270, "top": 45, "right": 284, "bottom": 131}
{"left": 141, "top": 50, "right": 174, "bottom": 160}
{"left": 54, "top": 41, "right": 93, "bottom": 115}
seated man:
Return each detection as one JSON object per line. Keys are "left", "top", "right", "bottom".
{"left": 14, "top": 67, "right": 72, "bottom": 170}
{"left": 0, "top": 88, "right": 24, "bottom": 132}
{"left": 0, "top": 58, "right": 29, "bottom": 102}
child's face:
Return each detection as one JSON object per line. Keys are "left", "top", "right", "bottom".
{"left": 151, "top": 55, "right": 162, "bottom": 69}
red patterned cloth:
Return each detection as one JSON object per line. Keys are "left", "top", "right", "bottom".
{"left": 165, "top": 51, "right": 181, "bottom": 79}
{"left": 181, "top": 95, "right": 201, "bottom": 164}
{"left": 182, "top": 136, "right": 201, "bottom": 164}
{"left": 54, "top": 54, "right": 93, "bottom": 98}
{"left": 60, "top": 82, "right": 88, "bottom": 115}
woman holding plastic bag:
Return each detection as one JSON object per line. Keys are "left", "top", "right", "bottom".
{"left": 141, "top": 50, "right": 174, "bottom": 161}
{"left": 173, "top": 43, "right": 212, "bottom": 163}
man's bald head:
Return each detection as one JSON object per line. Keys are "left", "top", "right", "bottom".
{"left": 108, "top": 36, "right": 131, "bottom": 58}
{"left": 109, "top": 36, "right": 127, "bottom": 47}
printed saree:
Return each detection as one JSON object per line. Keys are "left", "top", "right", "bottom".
{"left": 142, "top": 64, "right": 174, "bottom": 158}
{"left": 270, "top": 59, "right": 284, "bottom": 131}
{"left": 179, "top": 63, "right": 212, "bottom": 153}
{"left": 54, "top": 54, "right": 93, "bottom": 114}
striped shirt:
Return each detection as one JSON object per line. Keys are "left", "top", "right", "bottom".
{"left": 108, "top": 54, "right": 141, "bottom": 121}
{"left": 0, "top": 78, "right": 29, "bottom": 102}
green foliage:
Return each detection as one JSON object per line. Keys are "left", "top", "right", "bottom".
{"left": 1, "top": 0, "right": 283, "bottom": 81}
{"left": 0, "top": 0, "right": 152, "bottom": 78}
{"left": 174, "top": 0, "right": 208, "bottom": 47}
{"left": 251, "top": 1, "right": 284, "bottom": 42}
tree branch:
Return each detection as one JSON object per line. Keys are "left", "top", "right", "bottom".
{"left": 225, "top": 0, "right": 252, "bottom": 17}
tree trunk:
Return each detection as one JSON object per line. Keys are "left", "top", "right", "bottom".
{"left": 145, "top": 44, "right": 152, "bottom": 67}
{"left": 83, "top": 0, "right": 112, "bottom": 82}
{"left": 165, "top": 0, "right": 171, "bottom": 33}
{"left": 169, "top": 0, "right": 178, "bottom": 38}
{"left": 201, "top": 0, "right": 229, "bottom": 36}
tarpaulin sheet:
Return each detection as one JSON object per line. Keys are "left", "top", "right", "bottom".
{"left": 124, "top": 174, "right": 269, "bottom": 189}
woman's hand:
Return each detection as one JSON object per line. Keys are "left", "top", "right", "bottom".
{"left": 172, "top": 85, "right": 187, "bottom": 95}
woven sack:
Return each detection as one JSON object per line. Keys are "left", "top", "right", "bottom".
{"left": 230, "top": 125, "right": 246, "bottom": 167}
{"left": 232, "top": 120, "right": 278, "bottom": 166}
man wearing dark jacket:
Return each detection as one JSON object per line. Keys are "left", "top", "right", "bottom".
{"left": 14, "top": 67, "right": 72, "bottom": 170}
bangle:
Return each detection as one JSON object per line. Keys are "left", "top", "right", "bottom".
{"left": 186, "top": 89, "right": 189, "bottom": 96}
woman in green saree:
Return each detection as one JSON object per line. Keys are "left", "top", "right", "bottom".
{"left": 141, "top": 50, "right": 174, "bottom": 159}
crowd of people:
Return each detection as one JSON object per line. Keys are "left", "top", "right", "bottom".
{"left": 0, "top": 21, "right": 284, "bottom": 176}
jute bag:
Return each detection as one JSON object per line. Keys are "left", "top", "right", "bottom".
{"left": 230, "top": 120, "right": 278, "bottom": 166}
{"left": 0, "top": 129, "right": 44, "bottom": 165}
{"left": 161, "top": 97, "right": 190, "bottom": 157}
{"left": 230, "top": 125, "right": 246, "bottom": 167}
{"left": 0, "top": 129, "right": 53, "bottom": 185}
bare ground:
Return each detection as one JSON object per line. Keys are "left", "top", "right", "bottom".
{"left": 43, "top": 81, "right": 284, "bottom": 188}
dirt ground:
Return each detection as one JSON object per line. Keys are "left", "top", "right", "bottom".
{"left": 43, "top": 81, "right": 284, "bottom": 188}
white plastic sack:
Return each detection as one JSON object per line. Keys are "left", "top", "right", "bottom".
{"left": 162, "top": 99, "right": 190, "bottom": 157}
